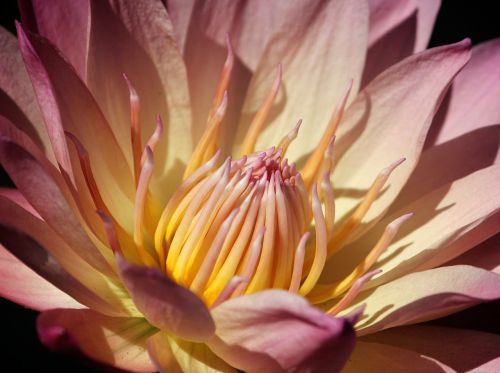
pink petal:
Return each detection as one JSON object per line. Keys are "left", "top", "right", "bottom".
{"left": 0, "top": 244, "right": 84, "bottom": 311}
{"left": 87, "top": 0, "right": 191, "bottom": 197}
{"left": 330, "top": 39, "right": 471, "bottom": 235}
{"left": 363, "top": 325, "right": 500, "bottom": 372}
{"left": 413, "top": 0, "right": 441, "bottom": 52}
{"left": 342, "top": 265, "right": 500, "bottom": 335}
{"left": 38, "top": 309, "right": 156, "bottom": 372}
{"left": 16, "top": 23, "right": 135, "bottom": 230}
{"left": 0, "top": 138, "right": 115, "bottom": 278}
{"left": 21, "top": 0, "right": 90, "bottom": 80}
{"left": 117, "top": 256, "right": 215, "bottom": 342}
{"left": 147, "top": 331, "right": 236, "bottom": 373}
{"left": 447, "top": 233, "right": 500, "bottom": 275}
{"left": 208, "top": 290, "right": 356, "bottom": 373}
{"left": 344, "top": 341, "right": 453, "bottom": 372}
{"left": 430, "top": 39, "right": 500, "bottom": 145}
{"left": 362, "top": 0, "right": 416, "bottom": 87}
{"left": 238, "top": 0, "right": 369, "bottom": 161}
{"left": 0, "top": 26, "right": 52, "bottom": 160}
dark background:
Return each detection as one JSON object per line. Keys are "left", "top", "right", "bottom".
{"left": 1, "top": 1, "right": 500, "bottom": 371}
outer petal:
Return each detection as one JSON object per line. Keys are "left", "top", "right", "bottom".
{"left": 0, "top": 244, "right": 84, "bottom": 311}
{"left": 344, "top": 341, "right": 452, "bottom": 372}
{"left": 240, "top": 0, "right": 369, "bottom": 161}
{"left": 340, "top": 265, "right": 500, "bottom": 335}
{"left": 0, "top": 26, "right": 51, "bottom": 159}
{"left": 117, "top": 256, "right": 215, "bottom": 342}
{"left": 447, "top": 233, "right": 500, "bottom": 275}
{"left": 87, "top": 0, "right": 191, "bottom": 196}
{"left": 148, "top": 332, "right": 236, "bottom": 373}
{"left": 16, "top": 23, "right": 135, "bottom": 231}
{"left": 20, "top": 0, "right": 90, "bottom": 80}
{"left": 38, "top": 309, "right": 156, "bottom": 373}
{"left": 332, "top": 40, "right": 471, "bottom": 231}
{"left": 430, "top": 39, "right": 500, "bottom": 145}
{"left": 363, "top": 325, "right": 500, "bottom": 372}
{"left": 209, "top": 290, "right": 356, "bottom": 373}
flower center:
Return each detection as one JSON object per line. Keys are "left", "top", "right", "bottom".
{"left": 74, "top": 37, "right": 412, "bottom": 314}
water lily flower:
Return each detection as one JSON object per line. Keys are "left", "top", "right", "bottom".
{"left": 1, "top": 0, "right": 499, "bottom": 372}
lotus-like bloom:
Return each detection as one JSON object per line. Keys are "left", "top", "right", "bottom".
{"left": 1, "top": 0, "right": 499, "bottom": 372}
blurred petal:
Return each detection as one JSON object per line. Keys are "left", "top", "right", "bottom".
{"left": 363, "top": 325, "right": 500, "bottom": 372}
{"left": 341, "top": 265, "right": 500, "bottom": 335}
{"left": 0, "top": 26, "right": 51, "bottom": 159}
{"left": 38, "top": 309, "right": 156, "bottom": 373}
{"left": 430, "top": 39, "right": 500, "bottom": 145}
{"left": 148, "top": 332, "right": 235, "bottom": 373}
{"left": 209, "top": 290, "right": 356, "bottom": 373}
{"left": 0, "top": 244, "right": 84, "bottom": 311}
{"left": 332, "top": 40, "right": 471, "bottom": 231}
{"left": 344, "top": 341, "right": 452, "bottom": 372}
{"left": 240, "top": 0, "right": 369, "bottom": 161}
{"left": 87, "top": 0, "right": 191, "bottom": 196}
{"left": 117, "top": 256, "right": 215, "bottom": 342}
{"left": 17, "top": 23, "right": 135, "bottom": 231}
{"left": 447, "top": 233, "right": 500, "bottom": 275}
{"left": 21, "top": 0, "right": 90, "bottom": 79}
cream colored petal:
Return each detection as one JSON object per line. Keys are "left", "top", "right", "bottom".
{"left": 148, "top": 332, "right": 236, "bottom": 373}
{"left": 446, "top": 233, "right": 500, "bottom": 275}
{"left": 237, "top": 0, "right": 369, "bottom": 161}
{"left": 341, "top": 265, "right": 500, "bottom": 335}
{"left": 332, "top": 40, "right": 470, "bottom": 231}
{"left": 363, "top": 325, "right": 500, "bottom": 372}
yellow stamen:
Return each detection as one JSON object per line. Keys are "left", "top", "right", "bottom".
{"left": 240, "top": 64, "right": 282, "bottom": 156}
{"left": 289, "top": 232, "right": 309, "bottom": 293}
{"left": 277, "top": 119, "right": 302, "bottom": 156}
{"left": 302, "top": 81, "right": 352, "bottom": 188}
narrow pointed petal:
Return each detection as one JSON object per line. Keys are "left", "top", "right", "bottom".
{"left": 332, "top": 40, "right": 471, "bottom": 230}
{"left": 38, "top": 309, "right": 156, "bottom": 373}
{"left": 239, "top": 0, "right": 369, "bottom": 161}
{"left": 117, "top": 256, "right": 215, "bottom": 342}
{"left": 0, "top": 244, "right": 84, "bottom": 311}
{"left": 0, "top": 26, "right": 52, "bottom": 160}
{"left": 430, "top": 39, "right": 500, "bottom": 145}
{"left": 363, "top": 325, "right": 500, "bottom": 372}
{"left": 344, "top": 341, "right": 453, "bottom": 372}
{"left": 413, "top": 0, "right": 441, "bottom": 52}
{"left": 148, "top": 332, "right": 236, "bottom": 373}
{"left": 87, "top": 0, "right": 191, "bottom": 197}
{"left": 16, "top": 23, "right": 135, "bottom": 230}
{"left": 209, "top": 290, "right": 356, "bottom": 373}
{"left": 341, "top": 265, "right": 500, "bottom": 335}
{"left": 20, "top": 0, "right": 90, "bottom": 80}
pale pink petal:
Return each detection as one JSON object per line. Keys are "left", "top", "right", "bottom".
{"left": 430, "top": 39, "right": 500, "bottom": 145}
{"left": 0, "top": 244, "right": 84, "bottom": 311}
{"left": 327, "top": 165, "right": 500, "bottom": 286}
{"left": 148, "top": 332, "right": 236, "bottom": 373}
{"left": 331, "top": 40, "right": 471, "bottom": 233}
{"left": 447, "top": 233, "right": 500, "bottom": 275}
{"left": 363, "top": 325, "right": 500, "bottom": 372}
{"left": 362, "top": 0, "right": 416, "bottom": 87}
{"left": 38, "top": 309, "right": 156, "bottom": 372}
{"left": 0, "top": 138, "right": 116, "bottom": 278}
{"left": 392, "top": 125, "right": 500, "bottom": 210}
{"left": 344, "top": 341, "right": 453, "bottom": 372}
{"left": 87, "top": 0, "right": 191, "bottom": 195}
{"left": 340, "top": 265, "right": 500, "bottom": 335}
{"left": 0, "top": 26, "right": 52, "bottom": 160}
{"left": 209, "top": 290, "right": 356, "bottom": 373}
{"left": 117, "top": 256, "right": 215, "bottom": 342}
{"left": 239, "top": 0, "right": 369, "bottom": 161}
{"left": 413, "top": 0, "right": 441, "bottom": 52}
{"left": 21, "top": 0, "right": 90, "bottom": 80}
{"left": 16, "top": 23, "right": 135, "bottom": 231}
